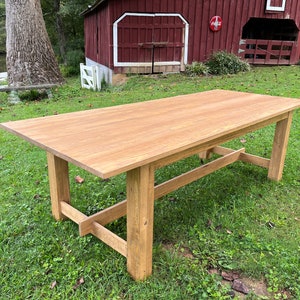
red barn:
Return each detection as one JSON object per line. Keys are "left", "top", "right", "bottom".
{"left": 81, "top": 0, "right": 300, "bottom": 80}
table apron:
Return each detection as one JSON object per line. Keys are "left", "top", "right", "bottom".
{"left": 153, "top": 112, "right": 288, "bottom": 169}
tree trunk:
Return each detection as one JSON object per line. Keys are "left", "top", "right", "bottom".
{"left": 5, "top": 0, "right": 64, "bottom": 86}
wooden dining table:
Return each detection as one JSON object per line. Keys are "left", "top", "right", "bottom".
{"left": 1, "top": 89, "right": 300, "bottom": 280}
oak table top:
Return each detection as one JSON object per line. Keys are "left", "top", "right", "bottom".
{"left": 1, "top": 90, "right": 300, "bottom": 179}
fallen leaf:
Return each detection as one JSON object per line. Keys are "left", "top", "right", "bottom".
{"left": 266, "top": 221, "right": 275, "bottom": 229}
{"left": 206, "top": 219, "right": 213, "bottom": 228}
{"left": 75, "top": 175, "right": 84, "bottom": 184}
{"left": 215, "top": 224, "right": 222, "bottom": 231}
{"left": 240, "top": 138, "right": 247, "bottom": 143}
{"left": 50, "top": 280, "right": 57, "bottom": 289}
{"left": 226, "top": 229, "right": 233, "bottom": 234}
{"left": 73, "top": 277, "right": 85, "bottom": 290}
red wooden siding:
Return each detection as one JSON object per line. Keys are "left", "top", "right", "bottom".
{"left": 84, "top": 13, "right": 98, "bottom": 62}
{"left": 152, "top": 16, "right": 184, "bottom": 63}
{"left": 273, "top": 0, "right": 284, "bottom": 5}
{"left": 84, "top": 0, "right": 300, "bottom": 72}
{"left": 97, "top": 4, "right": 111, "bottom": 67}
{"left": 84, "top": 2, "right": 111, "bottom": 66}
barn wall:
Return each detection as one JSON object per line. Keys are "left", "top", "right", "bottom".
{"left": 84, "top": 2, "right": 111, "bottom": 67}
{"left": 110, "top": 0, "right": 300, "bottom": 64}
{"left": 98, "top": 3, "right": 111, "bottom": 66}
{"left": 84, "top": 0, "right": 300, "bottom": 71}
{"left": 84, "top": 12, "right": 98, "bottom": 62}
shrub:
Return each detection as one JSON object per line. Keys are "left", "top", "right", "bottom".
{"left": 185, "top": 62, "right": 210, "bottom": 76}
{"left": 60, "top": 49, "right": 85, "bottom": 77}
{"left": 206, "top": 51, "right": 250, "bottom": 75}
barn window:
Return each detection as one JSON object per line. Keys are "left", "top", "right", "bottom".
{"left": 242, "top": 18, "right": 298, "bottom": 41}
{"left": 266, "top": 0, "right": 286, "bottom": 12}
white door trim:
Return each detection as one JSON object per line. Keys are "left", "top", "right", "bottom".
{"left": 113, "top": 12, "right": 189, "bottom": 68}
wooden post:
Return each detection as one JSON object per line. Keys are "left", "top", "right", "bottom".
{"left": 47, "top": 152, "right": 70, "bottom": 220}
{"left": 198, "top": 149, "right": 212, "bottom": 160}
{"left": 268, "top": 112, "right": 293, "bottom": 181}
{"left": 126, "top": 164, "right": 155, "bottom": 280}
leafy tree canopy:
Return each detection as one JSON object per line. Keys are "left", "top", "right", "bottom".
{"left": 41, "top": 1, "right": 88, "bottom": 58}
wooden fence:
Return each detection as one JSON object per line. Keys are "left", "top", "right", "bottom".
{"left": 239, "top": 39, "right": 297, "bottom": 65}
{"left": 80, "top": 63, "right": 102, "bottom": 91}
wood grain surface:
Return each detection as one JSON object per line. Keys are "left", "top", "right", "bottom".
{"left": 1, "top": 90, "right": 300, "bottom": 178}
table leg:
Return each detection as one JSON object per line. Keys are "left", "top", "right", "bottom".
{"left": 126, "top": 164, "right": 155, "bottom": 280}
{"left": 268, "top": 112, "right": 293, "bottom": 181}
{"left": 47, "top": 152, "right": 71, "bottom": 220}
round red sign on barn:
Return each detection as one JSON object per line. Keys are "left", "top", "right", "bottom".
{"left": 209, "top": 16, "right": 223, "bottom": 32}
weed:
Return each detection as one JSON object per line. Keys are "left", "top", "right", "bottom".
{"left": 186, "top": 52, "right": 250, "bottom": 76}
{"left": 206, "top": 51, "right": 251, "bottom": 75}
{"left": 185, "top": 61, "right": 210, "bottom": 76}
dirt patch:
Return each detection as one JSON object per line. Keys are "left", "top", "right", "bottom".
{"left": 162, "top": 242, "right": 275, "bottom": 299}
{"left": 209, "top": 269, "right": 272, "bottom": 299}
{"left": 238, "top": 276, "right": 270, "bottom": 298}
{"left": 112, "top": 74, "right": 129, "bottom": 86}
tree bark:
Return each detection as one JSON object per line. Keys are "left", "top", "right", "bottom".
{"left": 5, "top": 0, "right": 64, "bottom": 86}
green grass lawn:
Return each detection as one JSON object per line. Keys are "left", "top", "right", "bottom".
{"left": 0, "top": 66, "right": 300, "bottom": 299}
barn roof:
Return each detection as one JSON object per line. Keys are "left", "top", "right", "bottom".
{"left": 80, "top": 0, "right": 107, "bottom": 16}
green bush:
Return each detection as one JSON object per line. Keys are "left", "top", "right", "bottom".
{"left": 185, "top": 62, "right": 210, "bottom": 76}
{"left": 206, "top": 51, "right": 251, "bottom": 75}
{"left": 185, "top": 51, "right": 250, "bottom": 77}
{"left": 60, "top": 49, "right": 85, "bottom": 77}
